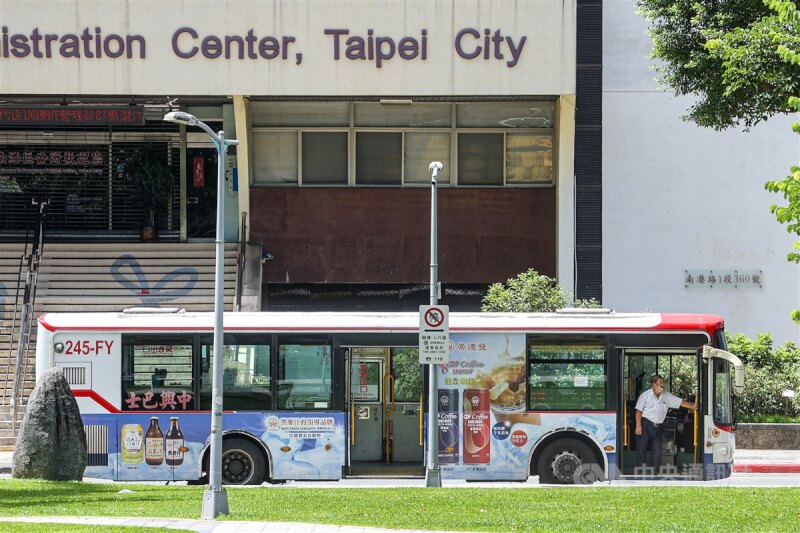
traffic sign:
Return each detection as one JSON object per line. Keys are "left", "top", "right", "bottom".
{"left": 419, "top": 305, "right": 449, "bottom": 364}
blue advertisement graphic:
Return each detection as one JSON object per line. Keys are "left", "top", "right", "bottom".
{"left": 84, "top": 412, "right": 346, "bottom": 482}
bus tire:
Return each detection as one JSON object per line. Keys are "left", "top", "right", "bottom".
{"left": 221, "top": 438, "right": 266, "bottom": 485}
{"left": 537, "top": 438, "right": 602, "bottom": 485}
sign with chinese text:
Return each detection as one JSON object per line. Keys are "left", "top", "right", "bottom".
{"left": 419, "top": 305, "right": 449, "bottom": 364}
{"left": 684, "top": 270, "right": 763, "bottom": 290}
{"left": 0, "top": 106, "right": 144, "bottom": 126}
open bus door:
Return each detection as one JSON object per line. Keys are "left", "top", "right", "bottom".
{"left": 619, "top": 350, "right": 702, "bottom": 478}
{"left": 346, "top": 347, "right": 424, "bottom": 476}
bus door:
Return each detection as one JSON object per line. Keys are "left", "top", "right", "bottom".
{"left": 620, "top": 351, "right": 701, "bottom": 477}
{"left": 347, "top": 347, "right": 423, "bottom": 475}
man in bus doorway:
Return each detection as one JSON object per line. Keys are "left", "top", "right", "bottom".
{"left": 634, "top": 374, "right": 697, "bottom": 471}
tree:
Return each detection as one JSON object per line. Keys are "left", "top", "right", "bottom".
{"left": 636, "top": 0, "right": 800, "bottom": 130}
{"left": 638, "top": 0, "right": 800, "bottom": 322}
{"left": 481, "top": 269, "right": 599, "bottom": 312}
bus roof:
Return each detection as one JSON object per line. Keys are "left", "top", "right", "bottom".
{"left": 38, "top": 310, "right": 725, "bottom": 336}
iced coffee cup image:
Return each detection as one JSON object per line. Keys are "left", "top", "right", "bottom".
{"left": 474, "top": 338, "right": 541, "bottom": 427}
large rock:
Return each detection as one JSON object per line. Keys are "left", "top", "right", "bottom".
{"left": 12, "top": 368, "right": 87, "bottom": 480}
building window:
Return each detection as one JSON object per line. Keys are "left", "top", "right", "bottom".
{"left": 302, "top": 132, "right": 348, "bottom": 185}
{"left": 252, "top": 131, "right": 297, "bottom": 185}
{"left": 251, "top": 101, "right": 555, "bottom": 188}
{"left": 356, "top": 132, "right": 402, "bottom": 185}
{"left": 458, "top": 133, "right": 504, "bottom": 185}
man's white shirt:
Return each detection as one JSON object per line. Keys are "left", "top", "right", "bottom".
{"left": 635, "top": 388, "right": 682, "bottom": 424}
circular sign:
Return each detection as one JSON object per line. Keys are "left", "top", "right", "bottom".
{"left": 510, "top": 430, "right": 528, "bottom": 447}
{"left": 424, "top": 307, "right": 445, "bottom": 328}
{"left": 492, "top": 421, "right": 511, "bottom": 440}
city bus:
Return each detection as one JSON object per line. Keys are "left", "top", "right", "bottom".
{"left": 35, "top": 309, "right": 744, "bottom": 484}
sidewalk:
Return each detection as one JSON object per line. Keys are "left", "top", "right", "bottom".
{"left": 731, "top": 449, "right": 800, "bottom": 473}
{"left": 0, "top": 516, "right": 463, "bottom": 533}
{"left": 1, "top": 448, "right": 798, "bottom": 475}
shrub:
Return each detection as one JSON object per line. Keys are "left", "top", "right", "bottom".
{"left": 481, "top": 269, "right": 600, "bottom": 312}
{"left": 727, "top": 333, "right": 800, "bottom": 419}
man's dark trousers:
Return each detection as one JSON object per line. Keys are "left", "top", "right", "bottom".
{"left": 636, "top": 417, "right": 664, "bottom": 467}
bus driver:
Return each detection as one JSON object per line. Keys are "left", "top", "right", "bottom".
{"left": 634, "top": 374, "right": 697, "bottom": 470}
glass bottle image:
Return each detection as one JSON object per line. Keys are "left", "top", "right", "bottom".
{"left": 145, "top": 416, "right": 164, "bottom": 466}
{"left": 165, "top": 417, "right": 184, "bottom": 466}
{"left": 121, "top": 424, "right": 144, "bottom": 464}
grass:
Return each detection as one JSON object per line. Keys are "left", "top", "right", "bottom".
{"left": 0, "top": 480, "right": 799, "bottom": 532}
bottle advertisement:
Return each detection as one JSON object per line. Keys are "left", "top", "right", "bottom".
{"left": 437, "top": 333, "right": 616, "bottom": 480}
{"left": 84, "top": 412, "right": 346, "bottom": 482}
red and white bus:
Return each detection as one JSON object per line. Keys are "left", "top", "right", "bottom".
{"left": 36, "top": 309, "right": 744, "bottom": 484}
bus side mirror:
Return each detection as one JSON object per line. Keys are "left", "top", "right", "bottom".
{"left": 702, "top": 345, "right": 745, "bottom": 395}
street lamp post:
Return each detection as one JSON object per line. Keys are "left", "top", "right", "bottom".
{"left": 426, "top": 161, "right": 443, "bottom": 488}
{"left": 164, "top": 111, "right": 238, "bottom": 519}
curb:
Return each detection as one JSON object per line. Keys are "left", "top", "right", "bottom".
{"left": 734, "top": 463, "right": 800, "bottom": 474}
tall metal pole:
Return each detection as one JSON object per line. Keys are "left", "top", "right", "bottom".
{"left": 202, "top": 130, "right": 230, "bottom": 519}
{"left": 425, "top": 161, "right": 443, "bottom": 487}
{"left": 164, "top": 111, "right": 237, "bottom": 519}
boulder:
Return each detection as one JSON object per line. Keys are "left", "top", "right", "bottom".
{"left": 12, "top": 368, "right": 87, "bottom": 481}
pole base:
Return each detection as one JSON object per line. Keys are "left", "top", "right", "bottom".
{"left": 425, "top": 467, "right": 442, "bottom": 487}
{"left": 201, "top": 487, "right": 229, "bottom": 519}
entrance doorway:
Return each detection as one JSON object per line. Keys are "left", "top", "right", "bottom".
{"left": 620, "top": 351, "right": 701, "bottom": 476}
{"left": 186, "top": 148, "right": 218, "bottom": 239}
{"left": 347, "top": 347, "right": 424, "bottom": 476}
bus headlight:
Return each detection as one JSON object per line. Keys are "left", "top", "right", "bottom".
{"left": 54, "top": 342, "right": 65, "bottom": 354}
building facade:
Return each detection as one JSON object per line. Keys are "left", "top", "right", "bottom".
{"left": 0, "top": 0, "right": 796, "bottom": 342}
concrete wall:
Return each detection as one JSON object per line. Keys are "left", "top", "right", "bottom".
{"left": 250, "top": 188, "right": 556, "bottom": 284}
{"left": 603, "top": 0, "right": 800, "bottom": 343}
{"left": 737, "top": 424, "right": 800, "bottom": 450}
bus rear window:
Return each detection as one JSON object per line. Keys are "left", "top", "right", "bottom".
{"left": 122, "top": 336, "right": 195, "bottom": 411}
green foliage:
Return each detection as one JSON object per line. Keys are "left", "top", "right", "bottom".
{"left": 481, "top": 269, "right": 600, "bottom": 312}
{"left": 765, "top": 97, "right": 800, "bottom": 323}
{"left": 727, "top": 332, "right": 800, "bottom": 418}
{"left": 637, "top": 0, "right": 800, "bottom": 130}
{"left": 392, "top": 349, "right": 423, "bottom": 401}
{"left": 126, "top": 150, "right": 174, "bottom": 228}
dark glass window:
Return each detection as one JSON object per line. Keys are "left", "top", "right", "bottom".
{"left": 121, "top": 336, "right": 194, "bottom": 411}
{"left": 457, "top": 133, "right": 503, "bottom": 185}
{"left": 200, "top": 336, "right": 272, "bottom": 411}
{"left": 356, "top": 132, "right": 402, "bottom": 185}
{"left": 528, "top": 344, "right": 607, "bottom": 410}
{"left": 278, "top": 343, "right": 333, "bottom": 409}
{"left": 303, "top": 132, "right": 348, "bottom": 185}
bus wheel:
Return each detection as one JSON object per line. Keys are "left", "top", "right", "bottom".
{"left": 221, "top": 438, "right": 266, "bottom": 485}
{"left": 537, "top": 438, "right": 601, "bottom": 485}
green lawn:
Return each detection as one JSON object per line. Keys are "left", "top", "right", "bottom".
{"left": 1, "top": 480, "right": 798, "bottom": 532}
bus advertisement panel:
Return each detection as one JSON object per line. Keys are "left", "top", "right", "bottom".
{"left": 84, "top": 411, "right": 346, "bottom": 481}
{"left": 438, "top": 333, "right": 615, "bottom": 480}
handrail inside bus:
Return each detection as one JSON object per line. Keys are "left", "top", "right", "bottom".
{"left": 702, "top": 346, "right": 745, "bottom": 395}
